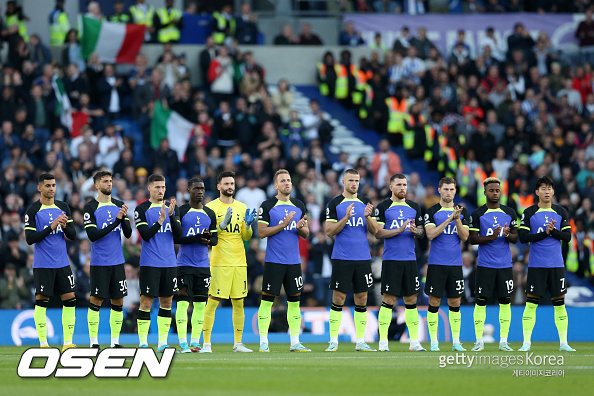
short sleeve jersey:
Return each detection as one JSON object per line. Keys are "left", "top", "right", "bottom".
{"left": 176, "top": 203, "right": 218, "bottom": 268}
{"left": 520, "top": 204, "right": 571, "bottom": 268}
{"left": 425, "top": 203, "right": 469, "bottom": 266}
{"left": 134, "top": 200, "right": 179, "bottom": 268}
{"left": 469, "top": 205, "right": 517, "bottom": 269}
{"left": 375, "top": 198, "right": 424, "bottom": 261}
{"left": 24, "top": 200, "right": 73, "bottom": 269}
{"left": 258, "top": 197, "right": 307, "bottom": 265}
{"left": 83, "top": 198, "right": 130, "bottom": 266}
{"left": 205, "top": 198, "right": 249, "bottom": 267}
{"left": 326, "top": 194, "right": 372, "bottom": 261}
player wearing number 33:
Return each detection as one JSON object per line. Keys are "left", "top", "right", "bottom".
{"left": 468, "top": 177, "right": 518, "bottom": 352}
{"left": 83, "top": 171, "right": 133, "bottom": 349}
{"left": 325, "top": 168, "right": 379, "bottom": 352}
{"left": 134, "top": 174, "right": 182, "bottom": 352}
{"left": 24, "top": 173, "right": 77, "bottom": 352}
{"left": 424, "top": 177, "right": 469, "bottom": 352}
{"left": 257, "top": 169, "right": 311, "bottom": 353}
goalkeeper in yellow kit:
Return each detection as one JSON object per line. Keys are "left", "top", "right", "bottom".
{"left": 199, "top": 171, "right": 257, "bottom": 353}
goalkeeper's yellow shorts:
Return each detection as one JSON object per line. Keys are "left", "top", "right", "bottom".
{"left": 209, "top": 266, "right": 248, "bottom": 299}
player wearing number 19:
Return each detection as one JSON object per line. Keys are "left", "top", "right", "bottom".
{"left": 174, "top": 178, "right": 218, "bottom": 353}
{"left": 518, "top": 176, "right": 574, "bottom": 352}
{"left": 24, "top": 173, "right": 77, "bottom": 351}
{"left": 257, "top": 169, "right": 311, "bottom": 353}
{"left": 468, "top": 177, "right": 518, "bottom": 352}
{"left": 134, "top": 174, "right": 182, "bottom": 352}
{"left": 325, "top": 169, "right": 379, "bottom": 352}
{"left": 374, "top": 174, "right": 426, "bottom": 352}
{"left": 83, "top": 171, "right": 133, "bottom": 349}
{"left": 424, "top": 177, "right": 469, "bottom": 352}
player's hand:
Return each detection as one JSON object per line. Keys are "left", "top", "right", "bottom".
{"left": 407, "top": 220, "right": 418, "bottom": 234}
{"left": 245, "top": 208, "right": 257, "bottom": 226}
{"left": 220, "top": 207, "right": 233, "bottom": 229}
{"left": 364, "top": 203, "right": 374, "bottom": 218}
{"left": 168, "top": 199, "right": 176, "bottom": 216}
{"left": 117, "top": 204, "right": 128, "bottom": 219}
{"left": 502, "top": 222, "right": 510, "bottom": 237}
{"left": 451, "top": 205, "right": 463, "bottom": 220}
{"left": 159, "top": 202, "right": 167, "bottom": 224}
{"left": 51, "top": 213, "right": 66, "bottom": 230}
{"left": 283, "top": 211, "right": 296, "bottom": 227}
{"left": 397, "top": 219, "right": 411, "bottom": 234}
{"left": 345, "top": 203, "right": 355, "bottom": 219}
{"left": 297, "top": 215, "right": 308, "bottom": 230}
{"left": 199, "top": 229, "right": 211, "bottom": 245}
{"left": 492, "top": 224, "right": 502, "bottom": 240}
{"left": 546, "top": 219, "right": 556, "bottom": 235}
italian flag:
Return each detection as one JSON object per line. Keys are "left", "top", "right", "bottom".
{"left": 52, "top": 74, "right": 73, "bottom": 132}
{"left": 81, "top": 16, "right": 145, "bottom": 64}
{"left": 151, "top": 101, "right": 196, "bottom": 162}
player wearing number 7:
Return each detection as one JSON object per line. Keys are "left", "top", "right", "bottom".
{"left": 134, "top": 174, "right": 182, "bottom": 352}
{"left": 257, "top": 169, "right": 311, "bottom": 353}
{"left": 24, "top": 173, "right": 77, "bottom": 351}
{"left": 468, "top": 177, "right": 518, "bottom": 352}
{"left": 83, "top": 171, "right": 133, "bottom": 349}
{"left": 518, "top": 176, "right": 574, "bottom": 352}
{"left": 325, "top": 169, "right": 379, "bottom": 352}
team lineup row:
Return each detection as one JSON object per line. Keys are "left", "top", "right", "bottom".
{"left": 23, "top": 168, "right": 575, "bottom": 353}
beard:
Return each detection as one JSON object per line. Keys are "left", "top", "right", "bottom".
{"left": 99, "top": 187, "right": 112, "bottom": 195}
{"left": 221, "top": 188, "right": 235, "bottom": 197}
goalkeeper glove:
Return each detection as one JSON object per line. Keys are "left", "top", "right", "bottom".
{"left": 244, "top": 208, "right": 257, "bottom": 226}
{"left": 219, "top": 207, "right": 233, "bottom": 229}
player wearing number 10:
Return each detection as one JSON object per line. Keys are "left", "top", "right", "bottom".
{"left": 468, "top": 177, "right": 518, "bottom": 352}
{"left": 24, "top": 173, "right": 77, "bottom": 351}
{"left": 134, "top": 174, "right": 182, "bottom": 352}
{"left": 83, "top": 171, "right": 133, "bottom": 349}
{"left": 257, "top": 169, "right": 311, "bottom": 353}
{"left": 325, "top": 168, "right": 379, "bottom": 352}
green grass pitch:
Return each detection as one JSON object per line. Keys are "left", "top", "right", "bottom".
{"left": 2, "top": 342, "right": 593, "bottom": 395}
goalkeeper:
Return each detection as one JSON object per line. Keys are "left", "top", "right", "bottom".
{"left": 200, "top": 171, "right": 257, "bottom": 353}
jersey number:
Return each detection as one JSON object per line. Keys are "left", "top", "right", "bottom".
{"left": 455, "top": 280, "right": 464, "bottom": 291}
{"left": 67, "top": 275, "right": 75, "bottom": 288}
{"left": 173, "top": 277, "right": 178, "bottom": 291}
{"left": 365, "top": 273, "right": 373, "bottom": 287}
{"left": 415, "top": 276, "right": 420, "bottom": 289}
{"left": 560, "top": 278, "right": 565, "bottom": 290}
{"left": 294, "top": 276, "right": 303, "bottom": 289}
{"left": 205, "top": 277, "right": 211, "bottom": 288}
{"left": 119, "top": 280, "right": 128, "bottom": 292}
{"left": 505, "top": 279, "right": 513, "bottom": 292}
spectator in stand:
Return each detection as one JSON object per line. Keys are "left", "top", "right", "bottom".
{"left": 272, "top": 79, "right": 294, "bottom": 122}
{"left": 392, "top": 26, "right": 411, "bottom": 55}
{"left": 298, "top": 23, "right": 322, "bottom": 46}
{"left": 576, "top": 8, "right": 594, "bottom": 64}
{"left": 207, "top": 45, "right": 235, "bottom": 104}
{"left": 410, "top": 26, "right": 435, "bottom": 60}
{"left": 370, "top": 139, "right": 402, "bottom": 189}
{"left": 507, "top": 22, "right": 535, "bottom": 63}
{"left": 369, "top": 32, "right": 387, "bottom": 54}
{"left": 199, "top": 36, "right": 217, "bottom": 90}
{"left": 235, "top": 175, "right": 266, "bottom": 212}
{"left": 156, "top": 50, "right": 183, "bottom": 90}
{"left": 274, "top": 24, "right": 299, "bottom": 45}
{"left": 62, "top": 29, "right": 85, "bottom": 73}
{"left": 153, "top": 137, "right": 180, "bottom": 188}
{"left": 63, "top": 62, "right": 89, "bottom": 110}
{"left": 95, "top": 63, "right": 125, "bottom": 122}
{"left": 235, "top": 3, "right": 258, "bottom": 45}
{"left": 0, "top": 263, "right": 28, "bottom": 309}
{"left": 212, "top": 100, "right": 237, "bottom": 150}
{"left": 573, "top": 65, "right": 593, "bottom": 104}
{"left": 28, "top": 34, "right": 52, "bottom": 73}
{"left": 339, "top": 21, "right": 365, "bottom": 46}
{"left": 480, "top": 27, "right": 505, "bottom": 62}
{"left": 96, "top": 124, "right": 124, "bottom": 169}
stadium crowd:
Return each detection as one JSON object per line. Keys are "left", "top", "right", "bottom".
{"left": 0, "top": 1, "right": 592, "bottom": 327}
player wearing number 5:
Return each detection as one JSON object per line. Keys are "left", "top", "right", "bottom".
{"left": 325, "top": 169, "right": 379, "bottom": 352}
{"left": 200, "top": 171, "right": 257, "bottom": 353}
{"left": 134, "top": 174, "right": 182, "bottom": 352}
{"left": 25, "top": 173, "right": 77, "bottom": 351}
{"left": 468, "top": 177, "right": 518, "bottom": 352}
{"left": 83, "top": 171, "right": 133, "bottom": 349}
{"left": 257, "top": 170, "right": 311, "bottom": 353}
{"left": 424, "top": 177, "right": 469, "bottom": 352}
{"left": 518, "top": 176, "right": 574, "bottom": 352}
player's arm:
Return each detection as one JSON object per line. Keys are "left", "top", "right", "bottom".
{"left": 425, "top": 208, "right": 452, "bottom": 240}
{"left": 257, "top": 202, "right": 284, "bottom": 238}
{"left": 297, "top": 202, "right": 310, "bottom": 238}
{"left": 518, "top": 208, "right": 547, "bottom": 243}
{"left": 409, "top": 204, "right": 425, "bottom": 239}
{"left": 455, "top": 207, "right": 469, "bottom": 242}
{"left": 169, "top": 204, "right": 182, "bottom": 237}
{"left": 365, "top": 203, "right": 379, "bottom": 235}
{"left": 121, "top": 215, "right": 132, "bottom": 238}
{"left": 135, "top": 205, "right": 164, "bottom": 242}
{"left": 468, "top": 210, "right": 494, "bottom": 245}
{"left": 550, "top": 206, "right": 571, "bottom": 242}
{"left": 62, "top": 203, "right": 77, "bottom": 240}
{"left": 242, "top": 222, "right": 253, "bottom": 241}
{"left": 24, "top": 205, "right": 53, "bottom": 245}
{"left": 84, "top": 203, "right": 120, "bottom": 242}
{"left": 505, "top": 208, "right": 519, "bottom": 244}
{"left": 325, "top": 200, "right": 348, "bottom": 238}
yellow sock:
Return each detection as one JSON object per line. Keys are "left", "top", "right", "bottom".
{"left": 202, "top": 298, "right": 219, "bottom": 344}
{"left": 231, "top": 299, "right": 245, "bottom": 344}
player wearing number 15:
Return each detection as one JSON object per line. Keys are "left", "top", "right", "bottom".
{"left": 468, "top": 177, "right": 518, "bottom": 352}
{"left": 325, "top": 168, "right": 379, "bottom": 352}
{"left": 424, "top": 177, "right": 469, "bottom": 352}
{"left": 24, "top": 173, "right": 77, "bottom": 351}
{"left": 83, "top": 171, "right": 133, "bottom": 349}
{"left": 134, "top": 174, "right": 182, "bottom": 352}
{"left": 518, "top": 176, "right": 574, "bottom": 352}
{"left": 257, "top": 169, "right": 311, "bottom": 353}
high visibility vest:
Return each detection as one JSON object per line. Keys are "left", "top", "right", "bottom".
{"left": 511, "top": 193, "right": 534, "bottom": 218}
{"left": 156, "top": 7, "right": 181, "bottom": 42}
{"left": 458, "top": 161, "right": 471, "bottom": 198}
{"left": 129, "top": 4, "right": 155, "bottom": 26}
{"left": 437, "top": 136, "right": 457, "bottom": 178}
{"left": 584, "top": 238, "right": 594, "bottom": 277}
{"left": 49, "top": 10, "right": 70, "bottom": 46}
{"left": 424, "top": 125, "right": 435, "bottom": 162}
{"left": 212, "top": 11, "right": 235, "bottom": 45}
{"left": 567, "top": 236, "right": 579, "bottom": 273}
{"left": 352, "top": 68, "right": 367, "bottom": 105}
{"left": 109, "top": 13, "right": 131, "bottom": 23}
{"left": 386, "top": 97, "right": 408, "bottom": 134}
{"left": 359, "top": 85, "right": 373, "bottom": 119}
{"left": 6, "top": 14, "right": 28, "bottom": 43}
{"left": 404, "top": 113, "right": 426, "bottom": 151}
{"left": 317, "top": 63, "right": 348, "bottom": 99}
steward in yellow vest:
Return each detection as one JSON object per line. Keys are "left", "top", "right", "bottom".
{"left": 153, "top": 0, "right": 183, "bottom": 43}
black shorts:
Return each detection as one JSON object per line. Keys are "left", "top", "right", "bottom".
{"left": 177, "top": 266, "right": 211, "bottom": 297}
{"left": 330, "top": 259, "right": 373, "bottom": 294}
{"left": 34, "top": 265, "right": 76, "bottom": 297}
{"left": 262, "top": 262, "right": 303, "bottom": 296}
{"left": 90, "top": 264, "right": 127, "bottom": 300}
{"left": 424, "top": 264, "right": 464, "bottom": 299}
{"left": 526, "top": 267, "right": 567, "bottom": 297}
{"left": 381, "top": 260, "right": 420, "bottom": 297}
{"left": 475, "top": 266, "right": 514, "bottom": 299}
{"left": 139, "top": 266, "right": 177, "bottom": 297}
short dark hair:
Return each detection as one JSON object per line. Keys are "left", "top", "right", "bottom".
{"left": 390, "top": 173, "right": 406, "bottom": 183}
{"left": 535, "top": 176, "right": 554, "bottom": 190}
{"left": 274, "top": 169, "right": 290, "bottom": 183}
{"left": 148, "top": 174, "right": 166, "bottom": 184}
{"left": 188, "top": 177, "right": 204, "bottom": 187}
{"left": 38, "top": 173, "right": 55, "bottom": 184}
{"left": 439, "top": 177, "right": 456, "bottom": 188}
{"left": 93, "top": 170, "right": 112, "bottom": 184}
{"left": 217, "top": 171, "right": 235, "bottom": 184}
{"left": 344, "top": 168, "right": 359, "bottom": 176}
